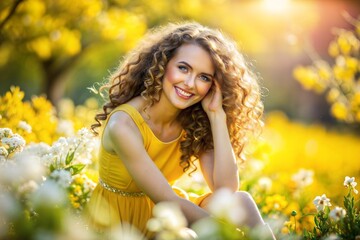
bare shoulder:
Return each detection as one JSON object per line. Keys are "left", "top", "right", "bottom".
{"left": 103, "top": 110, "right": 142, "bottom": 153}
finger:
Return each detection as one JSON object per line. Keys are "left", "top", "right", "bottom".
{"left": 213, "top": 79, "right": 221, "bottom": 90}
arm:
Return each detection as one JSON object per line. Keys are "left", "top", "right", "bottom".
{"left": 105, "top": 111, "right": 209, "bottom": 224}
{"left": 200, "top": 81, "right": 239, "bottom": 192}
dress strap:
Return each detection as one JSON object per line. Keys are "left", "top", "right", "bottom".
{"left": 99, "top": 178, "right": 146, "bottom": 197}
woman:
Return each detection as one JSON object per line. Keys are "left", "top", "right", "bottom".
{"left": 88, "top": 22, "right": 274, "bottom": 239}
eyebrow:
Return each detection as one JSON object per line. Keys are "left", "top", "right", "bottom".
{"left": 178, "top": 61, "right": 214, "bottom": 78}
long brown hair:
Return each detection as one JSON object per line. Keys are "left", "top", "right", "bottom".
{"left": 92, "top": 22, "right": 264, "bottom": 173}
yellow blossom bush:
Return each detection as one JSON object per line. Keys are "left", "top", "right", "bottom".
{"left": 0, "top": 86, "right": 58, "bottom": 144}
{"left": 293, "top": 13, "right": 360, "bottom": 123}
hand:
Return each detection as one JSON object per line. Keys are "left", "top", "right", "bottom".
{"left": 201, "top": 80, "right": 224, "bottom": 116}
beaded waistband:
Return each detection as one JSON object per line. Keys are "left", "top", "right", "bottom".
{"left": 99, "top": 178, "right": 146, "bottom": 197}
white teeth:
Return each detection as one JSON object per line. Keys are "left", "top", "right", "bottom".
{"left": 176, "top": 87, "right": 192, "bottom": 97}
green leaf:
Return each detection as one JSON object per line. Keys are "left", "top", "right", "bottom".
{"left": 65, "top": 151, "right": 76, "bottom": 165}
{"left": 65, "top": 164, "right": 85, "bottom": 175}
{"left": 50, "top": 164, "right": 55, "bottom": 172}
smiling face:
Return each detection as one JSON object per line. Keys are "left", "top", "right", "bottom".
{"left": 161, "top": 43, "right": 215, "bottom": 110}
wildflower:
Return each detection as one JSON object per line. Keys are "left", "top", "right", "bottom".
{"left": 18, "top": 121, "right": 32, "bottom": 133}
{"left": 31, "top": 180, "right": 67, "bottom": 207}
{"left": 331, "top": 102, "right": 348, "bottom": 121}
{"left": 151, "top": 201, "right": 187, "bottom": 231}
{"left": 0, "top": 146, "right": 8, "bottom": 157}
{"left": 257, "top": 177, "right": 272, "bottom": 192}
{"left": 343, "top": 176, "right": 358, "bottom": 194}
{"left": 207, "top": 188, "right": 245, "bottom": 225}
{"left": 329, "top": 206, "right": 346, "bottom": 221}
{"left": 326, "top": 88, "right": 340, "bottom": 103}
{"left": 262, "top": 194, "right": 288, "bottom": 214}
{"left": 0, "top": 128, "right": 13, "bottom": 139}
{"left": 110, "top": 222, "right": 146, "bottom": 240}
{"left": 22, "top": 142, "right": 51, "bottom": 158}
{"left": 328, "top": 41, "right": 339, "bottom": 57}
{"left": 1, "top": 134, "right": 26, "bottom": 154}
{"left": 50, "top": 169, "right": 72, "bottom": 188}
{"left": 292, "top": 169, "right": 314, "bottom": 188}
{"left": 147, "top": 201, "right": 195, "bottom": 240}
{"left": 56, "top": 119, "right": 74, "bottom": 137}
{"left": 17, "top": 180, "right": 39, "bottom": 198}
{"left": 313, "top": 194, "right": 331, "bottom": 211}
{"left": 13, "top": 153, "right": 45, "bottom": 183}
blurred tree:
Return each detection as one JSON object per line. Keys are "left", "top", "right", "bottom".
{"left": 293, "top": 12, "right": 360, "bottom": 124}
{"left": 0, "top": 0, "right": 172, "bottom": 104}
{"left": 0, "top": 0, "right": 216, "bottom": 104}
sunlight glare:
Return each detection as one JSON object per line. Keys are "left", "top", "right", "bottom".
{"left": 263, "top": 0, "right": 291, "bottom": 13}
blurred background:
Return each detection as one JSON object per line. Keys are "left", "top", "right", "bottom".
{"left": 1, "top": 1, "right": 360, "bottom": 238}
{"left": 1, "top": 0, "right": 359, "bottom": 125}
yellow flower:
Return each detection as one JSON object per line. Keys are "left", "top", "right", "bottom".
{"left": 337, "top": 33, "right": 352, "bottom": 55}
{"left": 0, "top": 87, "right": 59, "bottom": 144}
{"left": 74, "top": 185, "right": 82, "bottom": 196}
{"left": 262, "top": 194, "right": 288, "bottom": 214}
{"left": 350, "top": 92, "right": 360, "bottom": 110}
{"left": 331, "top": 102, "right": 348, "bottom": 121}
{"left": 333, "top": 65, "right": 353, "bottom": 83}
{"left": 328, "top": 41, "right": 339, "bottom": 57}
{"left": 293, "top": 66, "right": 323, "bottom": 92}
{"left": 326, "top": 88, "right": 340, "bottom": 103}
{"left": 27, "top": 37, "right": 52, "bottom": 59}
{"left": 345, "top": 57, "right": 359, "bottom": 72}
{"left": 74, "top": 175, "right": 85, "bottom": 185}
{"left": 355, "top": 111, "right": 360, "bottom": 122}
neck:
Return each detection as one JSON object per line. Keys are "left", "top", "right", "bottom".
{"left": 146, "top": 100, "right": 180, "bottom": 127}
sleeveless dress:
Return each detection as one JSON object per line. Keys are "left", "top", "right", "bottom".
{"left": 87, "top": 104, "right": 209, "bottom": 238}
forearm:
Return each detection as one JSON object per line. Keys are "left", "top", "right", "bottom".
{"left": 174, "top": 196, "right": 209, "bottom": 225}
{"left": 209, "top": 111, "right": 239, "bottom": 191}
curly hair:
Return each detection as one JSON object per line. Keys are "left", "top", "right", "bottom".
{"left": 91, "top": 22, "right": 264, "bottom": 174}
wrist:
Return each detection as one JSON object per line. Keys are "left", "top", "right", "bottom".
{"left": 207, "top": 109, "right": 226, "bottom": 122}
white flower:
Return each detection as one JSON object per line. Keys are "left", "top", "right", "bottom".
{"left": 22, "top": 142, "right": 51, "bottom": 158}
{"left": 258, "top": 177, "right": 272, "bottom": 192}
{"left": 0, "top": 146, "right": 8, "bottom": 157}
{"left": 18, "top": 121, "right": 32, "bottom": 133}
{"left": 17, "top": 180, "right": 39, "bottom": 197}
{"left": 313, "top": 194, "right": 331, "bottom": 211}
{"left": 329, "top": 206, "right": 346, "bottom": 221}
{"left": 50, "top": 169, "right": 72, "bottom": 188}
{"left": 13, "top": 153, "right": 45, "bottom": 183}
{"left": 31, "top": 180, "right": 67, "bottom": 206}
{"left": 1, "top": 134, "right": 26, "bottom": 153}
{"left": 81, "top": 174, "right": 96, "bottom": 192}
{"left": 56, "top": 119, "right": 74, "bottom": 137}
{"left": 191, "top": 217, "right": 219, "bottom": 239}
{"left": 152, "top": 202, "right": 187, "bottom": 230}
{"left": 110, "top": 222, "right": 146, "bottom": 240}
{"left": 292, "top": 169, "right": 314, "bottom": 188}
{"left": 0, "top": 128, "right": 13, "bottom": 139}
{"left": 344, "top": 176, "right": 358, "bottom": 194}
{"left": 147, "top": 202, "right": 194, "bottom": 240}
{"left": 51, "top": 137, "right": 69, "bottom": 156}
{"left": 207, "top": 188, "right": 245, "bottom": 225}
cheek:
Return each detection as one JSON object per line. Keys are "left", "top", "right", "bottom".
{"left": 164, "top": 67, "right": 180, "bottom": 84}
{"left": 196, "top": 82, "right": 213, "bottom": 96}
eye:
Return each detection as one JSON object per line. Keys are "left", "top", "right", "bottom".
{"left": 199, "top": 75, "right": 211, "bottom": 82}
{"left": 178, "top": 65, "right": 188, "bottom": 72}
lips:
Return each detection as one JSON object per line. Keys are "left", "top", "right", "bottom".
{"left": 174, "top": 86, "right": 194, "bottom": 99}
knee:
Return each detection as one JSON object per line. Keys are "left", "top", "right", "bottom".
{"left": 234, "top": 191, "right": 255, "bottom": 204}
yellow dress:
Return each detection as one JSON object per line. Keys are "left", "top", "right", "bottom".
{"left": 87, "top": 104, "right": 209, "bottom": 238}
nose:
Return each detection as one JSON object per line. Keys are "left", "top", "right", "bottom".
{"left": 184, "top": 75, "right": 195, "bottom": 89}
